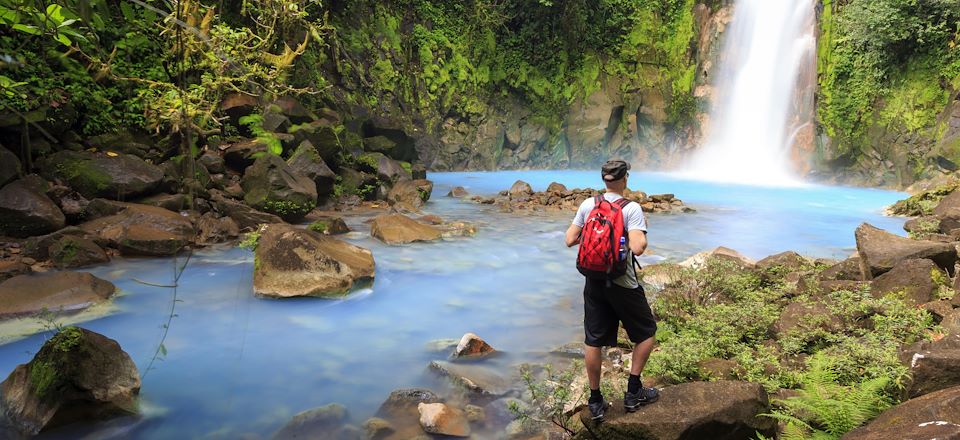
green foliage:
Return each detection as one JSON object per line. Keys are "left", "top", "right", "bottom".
{"left": 239, "top": 114, "right": 283, "bottom": 155}
{"left": 307, "top": 220, "right": 327, "bottom": 234}
{"left": 239, "top": 230, "right": 262, "bottom": 250}
{"left": 818, "top": 0, "right": 960, "bottom": 157}
{"left": 263, "top": 199, "right": 316, "bottom": 217}
{"left": 763, "top": 354, "right": 893, "bottom": 439}
{"left": 889, "top": 178, "right": 960, "bottom": 216}
{"left": 510, "top": 361, "right": 584, "bottom": 436}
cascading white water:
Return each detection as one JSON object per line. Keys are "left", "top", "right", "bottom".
{"left": 684, "top": 0, "right": 816, "bottom": 186}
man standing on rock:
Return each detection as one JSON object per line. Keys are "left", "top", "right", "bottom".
{"left": 564, "top": 159, "right": 659, "bottom": 422}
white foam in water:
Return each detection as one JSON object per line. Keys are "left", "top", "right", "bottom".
{"left": 683, "top": 0, "right": 816, "bottom": 186}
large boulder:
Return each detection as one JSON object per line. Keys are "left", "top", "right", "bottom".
{"left": 386, "top": 179, "right": 433, "bottom": 211}
{"left": 755, "top": 251, "right": 809, "bottom": 273}
{"left": 370, "top": 214, "right": 442, "bottom": 245}
{"left": 253, "top": 224, "right": 374, "bottom": 298}
{"left": 821, "top": 256, "right": 863, "bottom": 281}
{"left": 38, "top": 151, "right": 163, "bottom": 200}
{"left": 358, "top": 152, "right": 410, "bottom": 183}
{"left": 286, "top": 140, "right": 336, "bottom": 200}
{"left": 271, "top": 403, "right": 359, "bottom": 440}
{"left": 0, "top": 272, "right": 115, "bottom": 319}
{"left": 576, "top": 381, "right": 776, "bottom": 440}
{"left": 0, "top": 178, "right": 65, "bottom": 237}
{"left": 375, "top": 388, "right": 442, "bottom": 420}
{"left": 79, "top": 203, "right": 195, "bottom": 256}
{"left": 842, "top": 385, "right": 960, "bottom": 440}
{"left": 772, "top": 302, "right": 842, "bottom": 337}
{"left": 417, "top": 403, "right": 470, "bottom": 437}
{"left": 509, "top": 180, "right": 533, "bottom": 198}
{"left": 0, "top": 327, "right": 140, "bottom": 436}
{"left": 242, "top": 155, "right": 317, "bottom": 222}
{"left": 48, "top": 236, "right": 109, "bottom": 268}
{"left": 0, "top": 147, "right": 21, "bottom": 187}
{"left": 222, "top": 139, "right": 268, "bottom": 172}
{"left": 905, "top": 347, "right": 960, "bottom": 399}
{"left": 870, "top": 258, "right": 939, "bottom": 305}
{"left": 855, "top": 223, "right": 957, "bottom": 279}
{"left": 22, "top": 227, "right": 89, "bottom": 260}
{"left": 210, "top": 190, "right": 283, "bottom": 230}
{"left": 195, "top": 212, "right": 240, "bottom": 245}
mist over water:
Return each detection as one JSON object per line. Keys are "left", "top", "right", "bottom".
{"left": 684, "top": 0, "right": 817, "bottom": 186}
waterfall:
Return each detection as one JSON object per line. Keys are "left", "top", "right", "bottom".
{"left": 684, "top": 0, "right": 817, "bottom": 186}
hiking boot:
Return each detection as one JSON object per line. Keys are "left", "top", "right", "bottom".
{"left": 587, "top": 398, "right": 610, "bottom": 422}
{"left": 624, "top": 387, "right": 659, "bottom": 412}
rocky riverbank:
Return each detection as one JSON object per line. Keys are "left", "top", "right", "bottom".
{"left": 452, "top": 180, "right": 694, "bottom": 215}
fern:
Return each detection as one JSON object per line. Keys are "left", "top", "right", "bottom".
{"left": 762, "top": 353, "right": 893, "bottom": 440}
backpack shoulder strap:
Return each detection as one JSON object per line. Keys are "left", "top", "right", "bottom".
{"left": 593, "top": 195, "right": 603, "bottom": 206}
{"left": 613, "top": 198, "right": 631, "bottom": 208}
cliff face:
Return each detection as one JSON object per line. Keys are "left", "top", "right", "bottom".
{"left": 319, "top": 1, "right": 734, "bottom": 173}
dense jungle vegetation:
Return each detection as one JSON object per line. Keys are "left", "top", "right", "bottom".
{"left": 818, "top": 0, "right": 960, "bottom": 172}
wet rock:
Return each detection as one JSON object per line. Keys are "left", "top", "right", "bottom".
{"left": 0, "top": 327, "right": 140, "bottom": 436}
{"left": 870, "top": 258, "right": 939, "bottom": 306}
{"left": 0, "top": 272, "right": 115, "bottom": 318}
{"left": 438, "top": 221, "right": 478, "bottom": 238}
{"left": 38, "top": 151, "right": 163, "bottom": 200}
{"left": 386, "top": 179, "right": 433, "bottom": 211}
{"left": 508, "top": 180, "right": 533, "bottom": 199}
{"left": 286, "top": 140, "right": 336, "bottom": 200}
{"left": 0, "top": 178, "right": 65, "bottom": 238}
{"left": 307, "top": 216, "right": 350, "bottom": 235}
{"left": 428, "top": 361, "right": 513, "bottom": 397}
{"left": 464, "top": 404, "right": 485, "bottom": 423}
{"left": 242, "top": 155, "right": 317, "bottom": 222}
{"left": 418, "top": 214, "right": 444, "bottom": 225}
{"left": 576, "top": 381, "right": 775, "bottom": 440}
{"left": 855, "top": 223, "right": 957, "bottom": 279}
{"left": 271, "top": 403, "right": 358, "bottom": 440}
{"left": 362, "top": 417, "right": 394, "bottom": 440}
{"left": 210, "top": 190, "right": 283, "bottom": 230}
{"left": 195, "top": 212, "right": 240, "bottom": 245}
{"left": 842, "top": 385, "right": 960, "bottom": 440}
{"left": 48, "top": 236, "right": 109, "bottom": 269}
{"left": 370, "top": 214, "right": 441, "bottom": 245}
{"left": 254, "top": 224, "right": 374, "bottom": 298}
{"left": 447, "top": 186, "right": 469, "bottom": 198}
{"left": 417, "top": 403, "right": 470, "bottom": 437}
{"left": 453, "top": 332, "right": 496, "bottom": 359}
{"left": 79, "top": 203, "right": 195, "bottom": 256}
{"left": 375, "top": 388, "right": 442, "bottom": 420}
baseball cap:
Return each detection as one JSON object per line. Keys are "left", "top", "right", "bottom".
{"left": 601, "top": 160, "right": 631, "bottom": 181}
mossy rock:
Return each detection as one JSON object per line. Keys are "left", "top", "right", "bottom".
{"left": 39, "top": 151, "right": 163, "bottom": 200}
{"left": 241, "top": 155, "right": 318, "bottom": 222}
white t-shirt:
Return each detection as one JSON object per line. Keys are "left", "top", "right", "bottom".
{"left": 572, "top": 193, "right": 647, "bottom": 288}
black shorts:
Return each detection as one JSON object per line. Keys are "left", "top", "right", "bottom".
{"left": 583, "top": 279, "right": 657, "bottom": 347}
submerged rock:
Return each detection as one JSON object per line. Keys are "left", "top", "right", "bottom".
{"left": 375, "top": 388, "right": 442, "bottom": 420}
{"left": 0, "top": 327, "right": 140, "bottom": 436}
{"left": 254, "top": 224, "right": 374, "bottom": 298}
{"left": 0, "top": 272, "right": 115, "bottom": 319}
{"left": 447, "top": 186, "right": 469, "bottom": 198}
{"left": 428, "top": 361, "right": 513, "bottom": 397}
{"left": 576, "top": 381, "right": 775, "bottom": 440}
{"left": 271, "top": 403, "right": 358, "bottom": 440}
{"left": 370, "top": 214, "right": 441, "bottom": 245}
{"left": 855, "top": 223, "right": 957, "bottom": 279}
{"left": 417, "top": 403, "right": 470, "bottom": 437}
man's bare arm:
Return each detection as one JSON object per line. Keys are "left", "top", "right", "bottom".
{"left": 628, "top": 229, "right": 647, "bottom": 255}
{"left": 565, "top": 224, "right": 582, "bottom": 247}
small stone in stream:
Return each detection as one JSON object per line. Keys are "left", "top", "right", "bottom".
{"left": 453, "top": 332, "right": 496, "bottom": 359}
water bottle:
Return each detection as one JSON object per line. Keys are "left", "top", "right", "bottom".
{"left": 619, "top": 236, "right": 627, "bottom": 261}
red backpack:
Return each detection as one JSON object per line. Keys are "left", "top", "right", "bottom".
{"left": 577, "top": 196, "right": 633, "bottom": 280}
